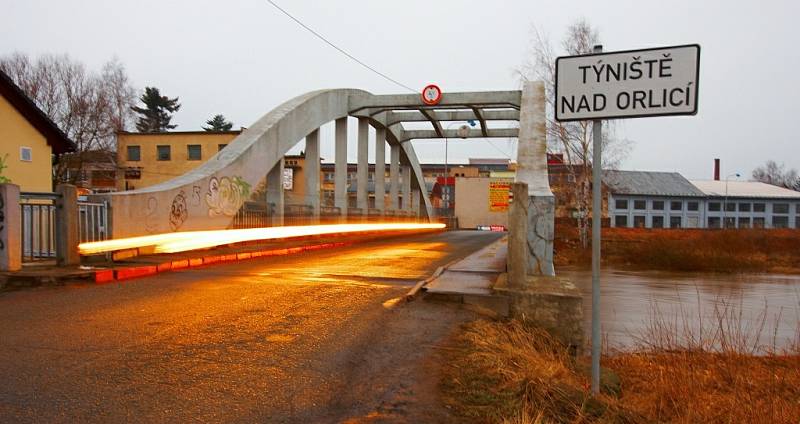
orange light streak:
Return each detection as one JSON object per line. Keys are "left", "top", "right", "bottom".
{"left": 79, "top": 222, "right": 445, "bottom": 255}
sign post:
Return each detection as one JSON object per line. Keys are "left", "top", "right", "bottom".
{"left": 555, "top": 43, "right": 700, "bottom": 395}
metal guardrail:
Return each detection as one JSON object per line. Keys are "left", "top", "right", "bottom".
{"left": 20, "top": 192, "right": 110, "bottom": 262}
{"left": 20, "top": 192, "right": 59, "bottom": 262}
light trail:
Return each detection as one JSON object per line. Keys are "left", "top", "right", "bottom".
{"left": 79, "top": 223, "right": 446, "bottom": 255}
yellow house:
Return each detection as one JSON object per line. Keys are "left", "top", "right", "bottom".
{"left": 116, "top": 131, "right": 242, "bottom": 191}
{"left": 0, "top": 70, "right": 75, "bottom": 192}
{"left": 116, "top": 131, "right": 309, "bottom": 203}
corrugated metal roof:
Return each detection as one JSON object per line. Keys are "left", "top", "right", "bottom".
{"left": 604, "top": 170, "right": 706, "bottom": 197}
{"left": 690, "top": 180, "right": 800, "bottom": 199}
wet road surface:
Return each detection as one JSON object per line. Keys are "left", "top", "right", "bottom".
{"left": 0, "top": 230, "right": 502, "bottom": 423}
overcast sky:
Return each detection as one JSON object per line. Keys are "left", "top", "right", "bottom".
{"left": 2, "top": 0, "right": 798, "bottom": 180}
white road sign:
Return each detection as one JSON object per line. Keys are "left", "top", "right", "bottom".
{"left": 555, "top": 44, "right": 700, "bottom": 121}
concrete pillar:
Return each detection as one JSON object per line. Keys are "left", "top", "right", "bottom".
{"left": 513, "top": 81, "right": 555, "bottom": 278}
{"left": 401, "top": 165, "right": 411, "bottom": 212}
{"left": 411, "top": 188, "right": 420, "bottom": 217}
{"left": 0, "top": 184, "right": 21, "bottom": 271}
{"left": 55, "top": 184, "right": 79, "bottom": 266}
{"left": 334, "top": 117, "right": 348, "bottom": 217}
{"left": 374, "top": 127, "right": 386, "bottom": 214}
{"left": 356, "top": 118, "right": 369, "bottom": 213}
{"left": 389, "top": 144, "right": 400, "bottom": 211}
{"left": 304, "top": 129, "right": 321, "bottom": 218}
{"left": 266, "top": 159, "right": 284, "bottom": 226}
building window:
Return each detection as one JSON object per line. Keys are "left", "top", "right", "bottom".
{"left": 796, "top": 214, "right": 800, "bottom": 229}
{"left": 614, "top": 215, "right": 628, "bottom": 228}
{"left": 773, "top": 216, "right": 789, "bottom": 228}
{"left": 669, "top": 216, "right": 682, "bottom": 228}
{"left": 738, "top": 217, "right": 751, "bottom": 228}
{"left": 773, "top": 203, "right": 789, "bottom": 214}
{"left": 725, "top": 202, "right": 736, "bottom": 212}
{"left": 687, "top": 201, "right": 699, "bottom": 211}
{"left": 724, "top": 217, "right": 736, "bottom": 229}
{"left": 753, "top": 217, "right": 765, "bottom": 228}
{"left": 19, "top": 146, "right": 32, "bottom": 162}
{"left": 633, "top": 215, "right": 646, "bottom": 228}
{"left": 187, "top": 145, "right": 202, "bottom": 161}
{"left": 670, "top": 201, "right": 682, "bottom": 211}
{"left": 157, "top": 145, "right": 171, "bottom": 161}
{"left": 633, "top": 200, "right": 646, "bottom": 210}
{"left": 686, "top": 216, "right": 699, "bottom": 228}
{"left": 708, "top": 217, "right": 721, "bottom": 228}
{"left": 127, "top": 145, "right": 141, "bottom": 162}
{"left": 218, "top": 144, "right": 227, "bottom": 151}
{"left": 738, "top": 203, "right": 751, "bottom": 212}
{"left": 708, "top": 202, "right": 721, "bottom": 212}
{"left": 652, "top": 216, "right": 664, "bottom": 228}
{"left": 615, "top": 199, "right": 628, "bottom": 210}
{"left": 652, "top": 200, "right": 664, "bottom": 210}
{"left": 753, "top": 203, "right": 766, "bottom": 213}
{"left": 323, "top": 172, "right": 334, "bottom": 182}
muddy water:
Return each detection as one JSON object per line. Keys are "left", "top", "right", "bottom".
{"left": 560, "top": 268, "right": 800, "bottom": 352}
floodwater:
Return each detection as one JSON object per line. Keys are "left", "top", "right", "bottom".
{"left": 560, "top": 268, "right": 800, "bottom": 352}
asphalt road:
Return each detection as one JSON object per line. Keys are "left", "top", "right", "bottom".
{"left": 0, "top": 230, "right": 502, "bottom": 423}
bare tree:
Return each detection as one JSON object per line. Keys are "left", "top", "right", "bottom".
{"left": 0, "top": 52, "right": 137, "bottom": 185}
{"left": 517, "top": 19, "right": 632, "bottom": 248}
{"left": 752, "top": 160, "right": 799, "bottom": 191}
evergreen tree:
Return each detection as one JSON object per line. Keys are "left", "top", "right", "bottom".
{"left": 131, "top": 87, "right": 180, "bottom": 132}
{"left": 203, "top": 114, "right": 234, "bottom": 131}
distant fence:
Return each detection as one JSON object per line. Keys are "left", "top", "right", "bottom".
{"left": 230, "top": 201, "right": 423, "bottom": 229}
{"left": 78, "top": 199, "right": 109, "bottom": 243}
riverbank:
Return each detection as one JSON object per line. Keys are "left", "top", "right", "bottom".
{"left": 442, "top": 319, "right": 800, "bottom": 423}
{"left": 554, "top": 227, "right": 800, "bottom": 273}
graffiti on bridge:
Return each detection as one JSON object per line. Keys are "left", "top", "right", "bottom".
{"left": 205, "top": 176, "right": 251, "bottom": 217}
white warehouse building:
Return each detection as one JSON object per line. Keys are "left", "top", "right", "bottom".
{"left": 607, "top": 171, "right": 800, "bottom": 229}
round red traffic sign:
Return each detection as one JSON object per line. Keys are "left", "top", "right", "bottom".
{"left": 421, "top": 84, "right": 442, "bottom": 105}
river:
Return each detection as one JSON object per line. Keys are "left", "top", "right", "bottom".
{"left": 560, "top": 268, "right": 800, "bottom": 352}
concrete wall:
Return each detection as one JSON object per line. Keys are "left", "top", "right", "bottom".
{"left": 454, "top": 177, "right": 511, "bottom": 229}
{"left": 116, "top": 131, "right": 241, "bottom": 190}
{"left": 0, "top": 95, "right": 53, "bottom": 192}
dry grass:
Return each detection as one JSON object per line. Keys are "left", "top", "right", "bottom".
{"left": 604, "top": 296, "right": 800, "bottom": 423}
{"left": 441, "top": 320, "right": 637, "bottom": 423}
{"left": 444, "top": 309, "right": 800, "bottom": 423}
{"left": 554, "top": 227, "right": 800, "bottom": 273}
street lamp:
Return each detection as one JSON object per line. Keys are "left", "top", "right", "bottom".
{"left": 723, "top": 172, "right": 741, "bottom": 228}
{"left": 442, "top": 121, "right": 475, "bottom": 215}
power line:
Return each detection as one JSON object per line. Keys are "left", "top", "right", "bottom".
{"left": 264, "top": 0, "right": 417, "bottom": 93}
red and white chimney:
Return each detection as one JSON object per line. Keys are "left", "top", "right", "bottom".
{"left": 713, "top": 158, "right": 720, "bottom": 181}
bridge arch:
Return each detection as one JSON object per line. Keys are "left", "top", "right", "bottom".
{"left": 107, "top": 89, "right": 436, "bottom": 238}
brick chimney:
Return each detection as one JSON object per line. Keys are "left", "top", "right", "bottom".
{"left": 714, "top": 158, "right": 720, "bottom": 181}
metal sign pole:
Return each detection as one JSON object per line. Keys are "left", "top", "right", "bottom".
{"left": 590, "top": 44, "right": 603, "bottom": 396}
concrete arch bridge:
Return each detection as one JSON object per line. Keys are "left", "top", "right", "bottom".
{"left": 105, "top": 85, "right": 549, "bottom": 248}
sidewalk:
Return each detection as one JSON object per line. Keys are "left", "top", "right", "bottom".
{"left": 422, "top": 235, "right": 510, "bottom": 316}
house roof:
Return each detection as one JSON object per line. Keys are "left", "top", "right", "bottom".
{"left": 604, "top": 170, "right": 706, "bottom": 197}
{"left": 690, "top": 180, "right": 800, "bottom": 199}
{"left": 0, "top": 69, "right": 75, "bottom": 154}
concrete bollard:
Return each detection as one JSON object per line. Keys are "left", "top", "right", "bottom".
{"left": 0, "top": 183, "right": 22, "bottom": 271}
{"left": 55, "top": 184, "right": 80, "bottom": 266}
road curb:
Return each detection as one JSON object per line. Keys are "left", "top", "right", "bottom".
{"left": 404, "top": 256, "right": 466, "bottom": 302}
{"left": 91, "top": 241, "right": 351, "bottom": 285}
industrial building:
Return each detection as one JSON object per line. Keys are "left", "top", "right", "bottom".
{"left": 607, "top": 171, "right": 800, "bottom": 229}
